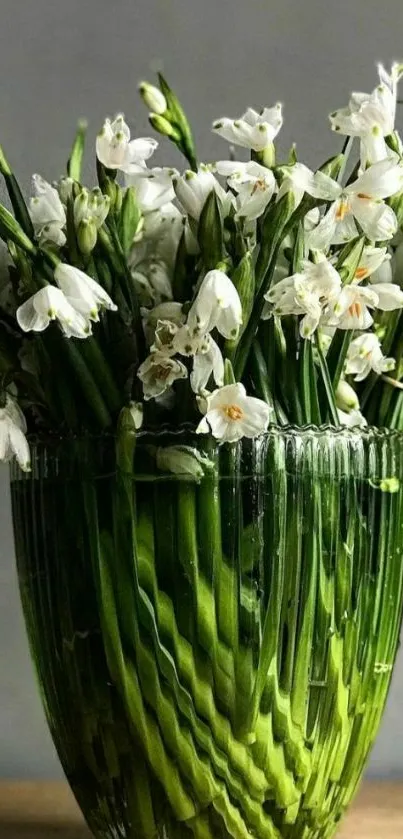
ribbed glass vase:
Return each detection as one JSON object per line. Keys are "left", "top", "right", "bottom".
{"left": 10, "top": 426, "right": 403, "bottom": 839}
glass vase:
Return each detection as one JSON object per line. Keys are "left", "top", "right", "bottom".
{"left": 10, "top": 426, "right": 403, "bottom": 839}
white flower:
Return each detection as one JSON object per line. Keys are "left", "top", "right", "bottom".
{"left": 0, "top": 396, "right": 30, "bottom": 471}
{"left": 138, "top": 82, "right": 167, "bottom": 115}
{"left": 190, "top": 336, "right": 224, "bottom": 392}
{"left": 327, "top": 279, "right": 403, "bottom": 330}
{"left": 187, "top": 270, "right": 243, "bottom": 339}
{"left": 125, "top": 167, "right": 176, "bottom": 212}
{"left": 55, "top": 264, "right": 118, "bottom": 322}
{"left": 353, "top": 246, "right": 391, "bottom": 281}
{"left": 96, "top": 114, "right": 158, "bottom": 173}
{"left": 74, "top": 188, "right": 110, "bottom": 228}
{"left": 132, "top": 259, "right": 173, "bottom": 307}
{"left": 155, "top": 445, "right": 214, "bottom": 481}
{"left": 345, "top": 333, "right": 395, "bottom": 381}
{"left": 141, "top": 301, "right": 185, "bottom": 345}
{"left": 264, "top": 257, "right": 342, "bottom": 338}
{"left": 150, "top": 319, "right": 179, "bottom": 354}
{"left": 306, "top": 158, "right": 403, "bottom": 249}
{"left": 30, "top": 174, "right": 66, "bottom": 246}
{"left": 330, "top": 63, "right": 403, "bottom": 166}
{"left": 216, "top": 160, "right": 276, "bottom": 220}
{"left": 196, "top": 383, "right": 271, "bottom": 443}
{"left": 174, "top": 167, "right": 231, "bottom": 220}
{"left": 16, "top": 286, "right": 90, "bottom": 339}
{"left": 337, "top": 408, "right": 368, "bottom": 428}
{"left": 212, "top": 104, "right": 283, "bottom": 152}
{"left": 276, "top": 162, "right": 340, "bottom": 208}
{"left": 137, "top": 352, "right": 187, "bottom": 400}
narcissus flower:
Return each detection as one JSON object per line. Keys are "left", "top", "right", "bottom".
{"left": 212, "top": 104, "right": 283, "bottom": 151}
{"left": 29, "top": 174, "right": 66, "bottom": 246}
{"left": 216, "top": 160, "right": 276, "bottom": 220}
{"left": 96, "top": 114, "right": 158, "bottom": 173}
{"left": 276, "top": 162, "right": 340, "bottom": 208}
{"left": 327, "top": 280, "right": 403, "bottom": 330}
{"left": 125, "top": 167, "right": 176, "bottom": 212}
{"left": 187, "top": 270, "right": 243, "bottom": 339}
{"left": 264, "top": 257, "right": 342, "bottom": 338}
{"left": 0, "top": 395, "right": 30, "bottom": 471}
{"left": 345, "top": 333, "right": 396, "bottom": 380}
{"left": 196, "top": 382, "right": 271, "bottom": 442}
{"left": 173, "top": 167, "right": 230, "bottom": 220}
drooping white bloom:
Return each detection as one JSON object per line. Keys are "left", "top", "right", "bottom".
{"left": 29, "top": 174, "right": 66, "bottom": 246}
{"left": 345, "top": 332, "right": 396, "bottom": 380}
{"left": 74, "top": 188, "right": 110, "bottom": 228}
{"left": 216, "top": 160, "right": 276, "bottom": 220}
{"left": 125, "top": 167, "right": 176, "bottom": 212}
{"left": 327, "top": 279, "right": 403, "bottom": 330}
{"left": 137, "top": 351, "right": 187, "bottom": 400}
{"left": 174, "top": 167, "right": 231, "bottom": 220}
{"left": 330, "top": 63, "right": 403, "bottom": 166}
{"left": 212, "top": 104, "right": 283, "bottom": 151}
{"left": 190, "top": 336, "right": 224, "bottom": 393}
{"left": 132, "top": 260, "right": 173, "bottom": 306}
{"left": 150, "top": 319, "right": 179, "bottom": 354}
{"left": 96, "top": 114, "right": 158, "bottom": 173}
{"left": 55, "top": 264, "right": 118, "bottom": 322}
{"left": 353, "top": 246, "right": 391, "bottom": 282}
{"left": 276, "top": 162, "right": 340, "bottom": 208}
{"left": 16, "top": 286, "right": 90, "bottom": 339}
{"left": 306, "top": 158, "right": 403, "bottom": 249}
{"left": 187, "top": 270, "right": 243, "bottom": 339}
{"left": 263, "top": 257, "right": 342, "bottom": 338}
{"left": 196, "top": 383, "right": 271, "bottom": 443}
{"left": 337, "top": 408, "right": 368, "bottom": 428}
{"left": 0, "top": 396, "right": 30, "bottom": 471}
{"left": 138, "top": 82, "right": 167, "bottom": 115}
{"left": 141, "top": 301, "right": 185, "bottom": 345}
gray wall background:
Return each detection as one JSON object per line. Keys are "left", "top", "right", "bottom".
{"left": 1, "top": 0, "right": 403, "bottom": 778}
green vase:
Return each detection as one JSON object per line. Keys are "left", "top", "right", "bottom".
{"left": 10, "top": 426, "right": 403, "bottom": 839}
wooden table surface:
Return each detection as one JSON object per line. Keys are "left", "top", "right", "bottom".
{"left": 0, "top": 781, "right": 401, "bottom": 838}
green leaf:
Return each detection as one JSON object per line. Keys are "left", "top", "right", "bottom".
{"left": 197, "top": 190, "right": 224, "bottom": 270}
{"left": 173, "top": 230, "right": 190, "bottom": 302}
{"left": 314, "top": 333, "right": 339, "bottom": 425}
{"left": 0, "top": 204, "right": 36, "bottom": 253}
{"left": 157, "top": 73, "right": 197, "bottom": 170}
{"left": 225, "top": 253, "right": 255, "bottom": 356}
{"left": 118, "top": 187, "right": 142, "bottom": 256}
{"left": 223, "top": 358, "right": 236, "bottom": 385}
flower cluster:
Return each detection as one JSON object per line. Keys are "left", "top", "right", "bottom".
{"left": 1, "top": 63, "right": 403, "bottom": 469}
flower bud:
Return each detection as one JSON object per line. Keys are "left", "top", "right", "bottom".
{"left": 149, "top": 113, "right": 181, "bottom": 142}
{"left": 57, "top": 177, "right": 75, "bottom": 204}
{"left": 335, "top": 380, "right": 359, "bottom": 413}
{"left": 139, "top": 82, "right": 167, "bottom": 115}
{"left": 129, "top": 401, "right": 143, "bottom": 429}
{"left": 77, "top": 218, "right": 97, "bottom": 254}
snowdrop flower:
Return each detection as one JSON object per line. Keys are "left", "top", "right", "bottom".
{"left": 174, "top": 166, "right": 231, "bottom": 220}
{"left": 74, "top": 188, "right": 110, "bottom": 228}
{"left": 276, "top": 162, "right": 340, "bottom": 208}
{"left": 306, "top": 157, "right": 403, "bottom": 249}
{"left": 55, "top": 264, "right": 117, "bottom": 322}
{"left": 187, "top": 270, "right": 243, "bottom": 339}
{"left": 156, "top": 445, "right": 214, "bottom": 481}
{"left": 141, "top": 301, "right": 185, "bottom": 345}
{"left": 327, "top": 279, "right": 403, "bottom": 330}
{"left": 137, "top": 351, "right": 187, "bottom": 400}
{"left": 150, "top": 319, "right": 179, "bottom": 354}
{"left": 337, "top": 408, "right": 368, "bottom": 428}
{"left": 196, "top": 383, "right": 271, "bottom": 443}
{"left": 125, "top": 167, "right": 176, "bottom": 212}
{"left": 0, "top": 396, "right": 30, "bottom": 471}
{"left": 216, "top": 160, "right": 276, "bottom": 220}
{"left": 190, "top": 336, "right": 224, "bottom": 393}
{"left": 264, "top": 257, "right": 342, "bottom": 338}
{"left": 29, "top": 174, "right": 66, "bottom": 246}
{"left": 345, "top": 333, "right": 395, "bottom": 380}
{"left": 138, "top": 82, "right": 167, "bottom": 115}
{"left": 330, "top": 63, "right": 403, "bottom": 167}
{"left": 132, "top": 259, "right": 173, "bottom": 306}
{"left": 212, "top": 104, "right": 283, "bottom": 152}
{"left": 16, "top": 286, "right": 90, "bottom": 339}
{"left": 96, "top": 114, "right": 158, "bottom": 173}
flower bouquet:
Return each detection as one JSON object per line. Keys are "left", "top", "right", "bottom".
{"left": 5, "top": 64, "right": 403, "bottom": 839}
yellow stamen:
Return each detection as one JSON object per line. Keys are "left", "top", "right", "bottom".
{"left": 336, "top": 200, "right": 349, "bottom": 221}
{"left": 224, "top": 404, "right": 244, "bottom": 421}
{"left": 357, "top": 192, "right": 372, "bottom": 200}
{"left": 355, "top": 267, "right": 369, "bottom": 280}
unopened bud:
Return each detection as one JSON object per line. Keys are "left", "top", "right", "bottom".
{"left": 336, "top": 380, "right": 359, "bottom": 413}
{"left": 149, "top": 113, "right": 181, "bottom": 142}
{"left": 58, "top": 177, "right": 75, "bottom": 204}
{"left": 129, "top": 401, "right": 143, "bottom": 430}
{"left": 77, "top": 218, "right": 97, "bottom": 254}
{"left": 139, "top": 82, "right": 167, "bottom": 115}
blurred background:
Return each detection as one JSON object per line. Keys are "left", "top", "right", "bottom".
{"left": 1, "top": 0, "right": 403, "bottom": 778}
